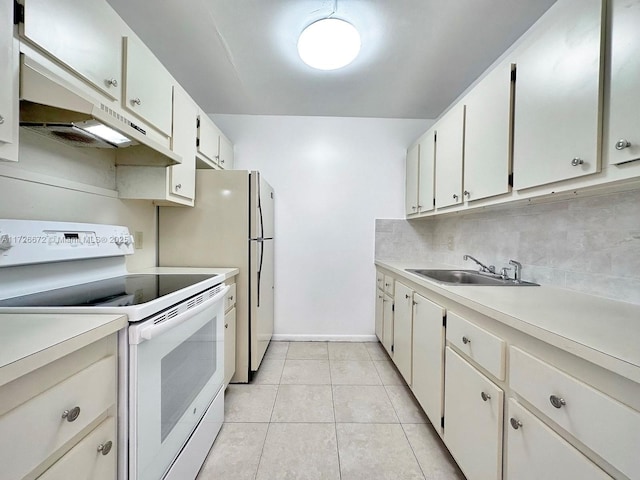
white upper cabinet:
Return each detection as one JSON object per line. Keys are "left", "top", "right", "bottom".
{"left": 463, "top": 62, "right": 514, "bottom": 202}
{"left": 512, "top": 0, "right": 605, "bottom": 190}
{"left": 123, "top": 36, "right": 174, "bottom": 136}
{"left": 406, "top": 130, "right": 436, "bottom": 216}
{"left": 607, "top": 0, "right": 640, "bottom": 166}
{"left": 197, "top": 112, "right": 221, "bottom": 165}
{"left": 434, "top": 103, "right": 465, "bottom": 208}
{"left": 21, "top": 0, "right": 123, "bottom": 101}
{"left": 0, "top": 0, "right": 18, "bottom": 162}
{"left": 218, "top": 133, "right": 234, "bottom": 169}
{"left": 405, "top": 143, "right": 420, "bottom": 215}
{"left": 169, "top": 86, "right": 198, "bottom": 201}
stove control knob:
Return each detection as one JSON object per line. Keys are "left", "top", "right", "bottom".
{"left": 0, "top": 234, "right": 12, "bottom": 251}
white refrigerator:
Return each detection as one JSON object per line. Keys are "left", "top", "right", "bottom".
{"left": 158, "top": 170, "right": 274, "bottom": 383}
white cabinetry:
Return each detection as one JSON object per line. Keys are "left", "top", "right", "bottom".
{"left": 411, "top": 293, "right": 445, "bottom": 428}
{"left": 123, "top": 36, "right": 174, "bottom": 136}
{"left": 0, "top": 333, "right": 118, "bottom": 480}
{"left": 224, "top": 307, "right": 236, "bottom": 386}
{"left": 406, "top": 129, "right": 435, "bottom": 216}
{"left": 512, "top": 0, "right": 605, "bottom": 189}
{"left": 506, "top": 400, "right": 611, "bottom": 480}
{"left": 21, "top": 0, "right": 123, "bottom": 101}
{"left": 197, "top": 113, "right": 233, "bottom": 169}
{"left": 510, "top": 347, "right": 640, "bottom": 479}
{"left": 463, "top": 62, "right": 513, "bottom": 202}
{"left": 0, "top": 0, "right": 18, "bottom": 162}
{"left": 606, "top": 0, "right": 640, "bottom": 166}
{"left": 392, "top": 282, "right": 413, "bottom": 384}
{"left": 168, "top": 86, "right": 197, "bottom": 201}
{"left": 434, "top": 103, "right": 465, "bottom": 208}
{"left": 444, "top": 347, "right": 503, "bottom": 480}
{"left": 382, "top": 294, "right": 394, "bottom": 357}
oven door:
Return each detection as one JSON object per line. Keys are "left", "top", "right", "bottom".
{"left": 128, "top": 286, "right": 227, "bottom": 480}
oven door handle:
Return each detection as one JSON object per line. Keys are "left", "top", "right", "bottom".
{"left": 131, "top": 285, "right": 229, "bottom": 344}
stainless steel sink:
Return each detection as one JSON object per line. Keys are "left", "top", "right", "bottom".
{"left": 406, "top": 269, "right": 539, "bottom": 286}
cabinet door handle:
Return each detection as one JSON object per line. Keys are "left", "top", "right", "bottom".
{"left": 571, "top": 157, "right": 584, "bottom": 166}
{"left": 405, "top": 294, "right": 410, "bottom": 299}
{"left": 549, "top": 395, "right": 566, "bottom": 409}
{"left": 225, "top": 323, "right": 229, "bottom": 329}
{"left": 463, "top": 190, "right": 470, "bottom": 197}
{"left": 0, "top": 114, "right": 4, "bottom": 125}
{"left": 481, "top": 392, "right": 491, "bottom": 402}
{"left": 615, "top": 139, "right": 631, "bottom": 150}
{"left": 175, "top": 184, "right": 182, "bottom": 190}
{"left": 510, "top": 418, "right": 523, "bottom": 430}
{"left": 452, "top": 193, "right": 459, "bottom": 200}
{"left": 106, "top": 78, "right": 118, "bottom": 87}
{"left": 462, "top": 336, "right": 471, "bottom": 344}
{"left": 131, "top": 98, "right": 142, "bottom": 106}
{"left": 62, "top": 406, "right": 81, "bottom": 422}
{"left": 97, "top": 441, "right": 113, "bottom": 456}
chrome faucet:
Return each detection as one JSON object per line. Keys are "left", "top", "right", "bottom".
{"left": 463, "top": 255, "right": 495, "bottom": 274}
{"left": 509, "top": 260, "right": 522, "bottom": 283}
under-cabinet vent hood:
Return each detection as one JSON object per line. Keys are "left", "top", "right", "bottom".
{"left": 19, "top": 55, "right": 180, "bottom": 167}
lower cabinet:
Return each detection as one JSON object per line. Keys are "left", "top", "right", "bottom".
{"left": 375, "top": 290, "right": 384, "bottom": 342}
{"left": 506, "top": 399, "right": 611, "bottom": 480}
{"left": 38, "top": 416, "right": 116, "bottom": 480}
{"left": 444, "top": 347, "right": 504, "bottom": 480}
{"left": 411, "top": 293, "right": 445, "bottom": 428}
{"left": 393, "top": 282, "right": 413, "bottom": 384}
{"left": 381, "top": 293, "right": 394, "bottom": 356}
{"left": 224, "top": 307, "right": 237, "bottom": 386}
{"left": 0, "top": 334, "right": 118, "bottom": 480}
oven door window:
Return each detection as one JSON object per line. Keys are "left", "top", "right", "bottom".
{"left": 131, "top": 299, "right": 224, "bottom": 480}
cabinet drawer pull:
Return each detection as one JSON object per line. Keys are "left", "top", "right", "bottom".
{"left": 405, "top": 294, "right": 410, "bottom": 299}
{"left": 462, "top": 336, "right": 471, "bottom": 344}
{"left": 571, "top": 157, "right": 584, "bottom": 166}
{"left": 463, "top": 190, "right": 470, "bottom": 197}
{"left": 61, "top": 406, "right": 81, "bottom": 422}
{"left": 131, "top": 98, "right": 142, "bottom": 106}
{"left": 97, "top": 441, "right": 113, "bottom": 456}
{"left": 229, "top": 296, "right": 234, "bottom": 301}
{"left": 0, "top": 114, "right": 4, "bottom": 125}
{"left": 510, "top": 418, "right": 523, "bottom": 430}
{"left": 106, "top": 78, "right": 118, "bottom": 87}
{"left": 224, "top": 323, "right": 229, "bottom": 329}
{"left": 615, "top": 139, "right": 631, "bottom": 150}
{"left": 549, "top": 395, "right": 566, "bottom": 409}
{"left": 452, "top": 193, "right": 459, "bottom": 200}
{"left": 481, "top": 392, "right": 491, "bottom": 402}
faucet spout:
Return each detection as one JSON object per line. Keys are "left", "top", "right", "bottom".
{"left": 463, "top": 255, "right": 495, "bottom": 274}
{"left": 509, "top": 260, "right": 522, "bottom": 283}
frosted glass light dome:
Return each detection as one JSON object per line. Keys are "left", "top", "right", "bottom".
{"left": 297, "top": 18, "right": 361, "bottom": 70}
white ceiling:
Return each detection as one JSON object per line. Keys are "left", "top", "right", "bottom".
{"left": 106, "top": 0, "right": 557, "bottom": 119}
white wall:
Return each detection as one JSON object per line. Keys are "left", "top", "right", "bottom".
{"left": 213, "top": 114, "right": 431, "bottom": 340}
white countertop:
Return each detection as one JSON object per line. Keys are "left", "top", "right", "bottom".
{"left": 376, "top": 260, "right": 640, "bottom": 384}
{"left": 0, "top": 313, "right": 127, "bottom": 387}
{"left": 136, "top": 266, "right": 240, "bottom": 281}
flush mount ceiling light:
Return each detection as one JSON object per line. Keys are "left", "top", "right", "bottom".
{"left": 298, "top": 18, "right": 361, "bottom": 70}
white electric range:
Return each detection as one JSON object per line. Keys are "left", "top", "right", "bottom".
{"left": 0, "top": 219, "right": 228, "bottom": 480}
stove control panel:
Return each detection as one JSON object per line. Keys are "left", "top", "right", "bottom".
{"left": 0, "top": 220, "right": 135, "bottom": 267}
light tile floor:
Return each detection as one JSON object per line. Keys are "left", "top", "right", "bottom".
{"left": 197, "top": 341, "right": 466, "bottom": 480}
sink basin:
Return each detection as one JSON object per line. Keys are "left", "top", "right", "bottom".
{"left": 406, "top": 269, "right": 539, "bottom": 286}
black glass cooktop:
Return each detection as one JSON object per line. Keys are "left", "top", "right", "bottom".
{"left": 0, "top": 274, "right": 219, "bottom": 307}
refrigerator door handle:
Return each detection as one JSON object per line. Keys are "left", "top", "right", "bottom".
{"left": 257, "top": 240, "right": 264, "bottom": 307}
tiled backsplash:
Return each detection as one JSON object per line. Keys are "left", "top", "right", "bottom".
{"left": 375, "top": 188, "right": 640, "bottom": 305}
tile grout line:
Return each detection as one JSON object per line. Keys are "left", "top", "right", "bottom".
{"left": 327, "top": 344, "right": 344, "bottom": 480}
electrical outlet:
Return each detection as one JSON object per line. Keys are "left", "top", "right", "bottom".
{"left": 447, "top": 235, "right": 454, "bottom": 251}
{"left": 134, "top": 231, "right": 143, "bottom": 249}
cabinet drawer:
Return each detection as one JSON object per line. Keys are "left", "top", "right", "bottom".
{"left": 0, "top": 355, "right": 116, "bottom": 480}
{"left": 447, "top": 312, "right": 505, "bottom": 380}
{"left": 383, "top": 275, "right": 395, "bottom": 296}
{"left": 38, "top": 416, "right": 116, "bottom": 480}
{"left": 510, "top": 347, "right": 640, "bottom": 479}
{"left": 376, "top": 271, "right": 384, "bottom": 291}
{"left": 506, "top": 399, "right": 611, "bottom": 480}
{"left": 225, "top": 283, "right": 237, "bottom": 312}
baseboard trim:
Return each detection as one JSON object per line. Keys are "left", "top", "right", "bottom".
{"left": 271, "top": 334, "right": 378, "bottom": 342}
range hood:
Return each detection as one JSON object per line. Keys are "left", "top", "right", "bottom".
{"left": 19, "top": 55, "right": 180, "bottom": 167}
